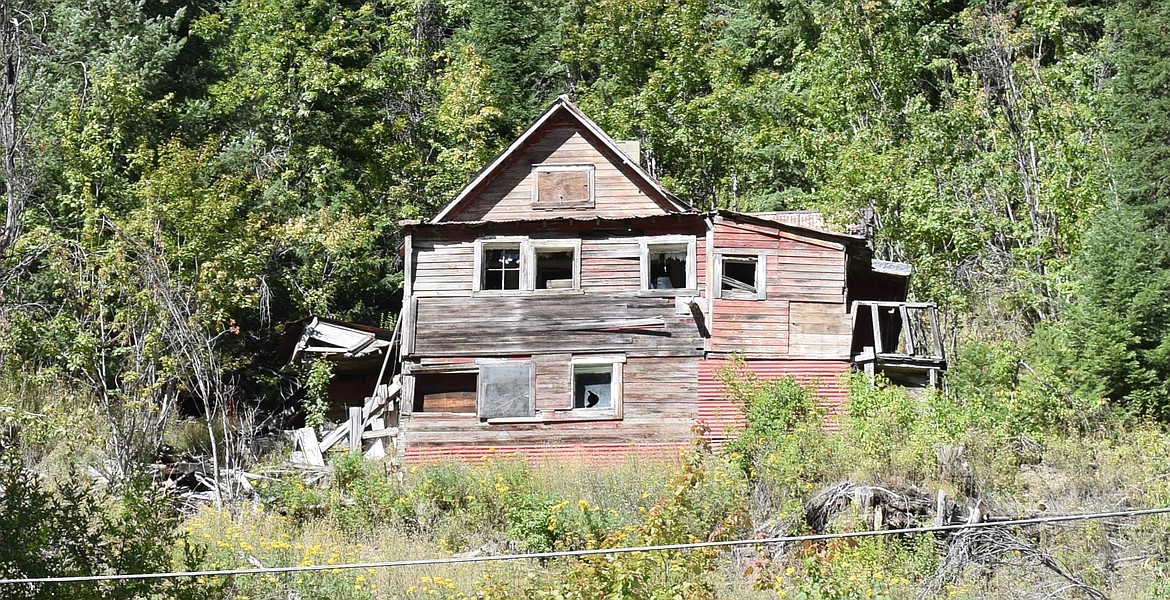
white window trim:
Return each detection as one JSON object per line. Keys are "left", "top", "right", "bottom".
{"left": 567, "top": 354, "right": 625, "bottom": 420}
{"left": 531, "top": 164, "right": 596, "bottom": 210}
{"left": 473, "top": 237, "right": 527, "bottom": 294}
{"left": 714, "top": 252, "right": 767, "bottom": 300}
{"left": 529, "top": 238, "right": 582, "bottom": 293}
{"left": 639, "top": 236, "right": 697, "bottom": 294}
{"left": 473, "top": 237, "right": 582, "bottom": 295}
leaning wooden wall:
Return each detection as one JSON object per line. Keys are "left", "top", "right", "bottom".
{"left": 402, "top": 217, "right": 709, "bottom": 463}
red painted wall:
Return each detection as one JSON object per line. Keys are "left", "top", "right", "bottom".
{"left": 404, "top": 441, "right": 689, "bottom": 465}
{"left": 697, "top": 358, "right": 852, "bottom": 441}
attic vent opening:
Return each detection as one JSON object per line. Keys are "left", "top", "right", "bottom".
{"left": 533, "top": 165, "right": 594, "bottom": 210}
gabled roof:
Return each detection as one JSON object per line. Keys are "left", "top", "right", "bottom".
{"left": 430, "top": 96, "right": 695, "bottom": 224}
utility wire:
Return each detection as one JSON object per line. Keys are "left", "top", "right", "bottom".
{"left": 2, "top": 506, "right": 1168, "bottom": 586}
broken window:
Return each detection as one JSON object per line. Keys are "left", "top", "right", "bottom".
{"left": 477, "top": 361, "right": 534, "bottom": 419}
{"left": 717, "top": 254, "right": 766, "bottom": 300}
{"left": 535, "top": 248, "right": 576, "bottom": 290}
{"left": 532, "top": 165, "right": 594, "bottom": 209}
{"left": 413, "top": 372, "right": 477, "bottom": 413}
{"left": 647, "top": 245, "right": 688, "bottom": 289}
{"left": 640, "top": 238, "right": 696, "bottom": 292}
{"left": 482, "top": 245, "right": 521, "bottom": 290}
{"left": 570, "top": 356, "right": 623, "bottom": 416}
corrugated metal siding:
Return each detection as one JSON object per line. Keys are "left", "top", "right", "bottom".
{"left": 403, "top": 442, "right": 688, "bottom": 465}
{"left": 698, "top": 358, "right": 852, "bottom": 441}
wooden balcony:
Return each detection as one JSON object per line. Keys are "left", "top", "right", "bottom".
{"left": 850, "top": 301, "right": 947, "bottom": 388}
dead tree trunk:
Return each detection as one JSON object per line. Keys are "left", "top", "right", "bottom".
{"left": 0, "top": 0, "right": 32, "bottom": 253}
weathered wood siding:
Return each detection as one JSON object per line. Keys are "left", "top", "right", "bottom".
{"left": 402, "top": 356, "right": 699, "bottom": 462}
{"left": 696, "top": 358, "right": 851, "bottom": 443}
{"left": 788, "top": 301, "right": 852, "bottom": 359}
{"left": 709, "top": 218, "right": 847, "bottom": 357}
{"left": 412, "top": 239, "right": 475, "bottom": 296}
{"left": 412, "top": 294, "right": 704, "bottom": 357}
{"left": 450, "top": 115, "right": 670, "bottom": 221}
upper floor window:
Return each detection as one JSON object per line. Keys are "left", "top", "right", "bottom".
{"left": 640, "top": 237, "right": 697, "bottom": 293}
{"left": 715, "top": 252, "right": 767, "bottom": 300}
{"left": 474, "top": 238, "right": 581, "bottom": 293}
{"left": 482, "top": 243, "right": 522, "bottom": 290}
{"left": 535, "top": 246, "right": 576, "bottom": 289}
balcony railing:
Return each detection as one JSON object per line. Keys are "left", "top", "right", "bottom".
{"left": 850, "top": 301, "right": 946, "bottom": 387}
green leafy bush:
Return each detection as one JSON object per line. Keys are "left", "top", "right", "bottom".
{"left": 0, "top": 447, "right": 205, "bottom": 600}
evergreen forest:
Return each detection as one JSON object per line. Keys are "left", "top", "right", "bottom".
{"left": 3, "top": 0, "right": 1170, "bottom": 597}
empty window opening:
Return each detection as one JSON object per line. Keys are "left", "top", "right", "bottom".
{"left": 535, "top": 249, "right": 575, "bottom": 289}
{"left": 648, "top": 246, "right": 688, "bottom": 289}
{"left": 721, "top": 257, "right": 758, "bottom": 295}
{"left": 413, "top": 372, "right": 477, "bottom": 413}
{"left": 573, "top": 364, "right": 613, "bottom": 410}
{"left": 482, "top": 245, "right": 521, "bottom": 290}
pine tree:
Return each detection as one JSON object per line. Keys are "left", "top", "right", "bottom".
{"left": 1054, "top": 0, "right": 1170, "bottom": 418}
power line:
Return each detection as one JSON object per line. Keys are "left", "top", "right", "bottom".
{"left": 2, "top": 506, "right": 1167, "bottom": 586}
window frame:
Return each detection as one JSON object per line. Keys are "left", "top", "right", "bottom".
{"left": 639, "top": 236, "right": 697, "bottom": 295}
{"left": 531, "top": 164, "right": 596, "bottom": 210}
{"left": 473, "top": 237, "right": 527, "bottom": 294}
{"left": 567, "top": 354, "right": 625, "bottom": 420}
{"left": 528, "top": 238, "right": 582, "bottom": 293}
{"left": 403, "top": 363, "right": 481, "bottom": 417}
{"left": 476, "top": 359, "right": 536, "bottom": 422}
{"left": 714, "top": 252, "right": 767, "bottom": 300}
{"left": 473, "top": 237, "right": 582, "bottom": 295}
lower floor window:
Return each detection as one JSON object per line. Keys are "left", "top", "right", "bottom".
{"left": 573, "top": 364, "right": 613, "bottom": 409}
{"left": 412, "top": 372, "right": 477, "bottom": 413}
{"left": 570, "top": 356, "right": 623, "bottom": 415}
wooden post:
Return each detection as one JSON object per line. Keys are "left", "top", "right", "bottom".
{"left": 934, "top": 489, "right": 947, "bottom": 528}
{"left": 869, "top": 303, "right": 883, "bottom": 354}
{"left": 899, "top": 305, "right": 914, "bottom": 355}
{"left": 930, "top": 305, "right": 944, "bottom": 359}
{"left": 348, "top": 407, "right": 362, "bottom": 453}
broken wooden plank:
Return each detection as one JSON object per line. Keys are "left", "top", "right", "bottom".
{"left": 361, "top": 427, "right": 399, "bottom": 440}
{"left": 294, "top": 427, "right": 324, "bottom": 467}
{"left": 320, "top": 422, "right": 347, "bottom": 452}
{"left": 554, "top": 317, "right": 665, "bottom": 331}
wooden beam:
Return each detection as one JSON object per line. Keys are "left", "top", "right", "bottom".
{"left": 899, "top": 304, "right": 914, "bottom": 355}
{"left": 870, "top": 304, "right": 883, "bottom": 354}
{"left": 348, "top": 407, "right": 362, "bottom": 453}
{"left": 362, "top": 427, "right": 400, "bottom": 440}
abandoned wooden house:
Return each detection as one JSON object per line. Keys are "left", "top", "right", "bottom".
{"left": 288, "top": 96, "right": 945, "bottom": 465}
